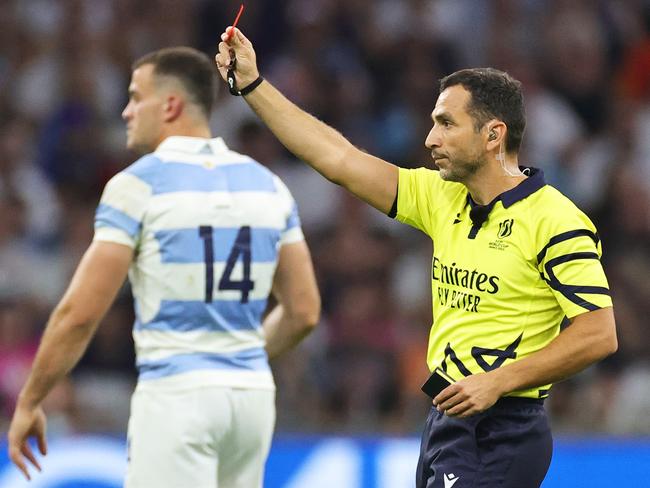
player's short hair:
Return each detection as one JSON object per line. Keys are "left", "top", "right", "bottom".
{"left": 133, "top": 47, "right": 215, "bottom": 118}
{"left": 440, "top": 68, "right": 525, "bottom": 153}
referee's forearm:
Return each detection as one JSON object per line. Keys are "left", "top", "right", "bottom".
{"left": 242, "top": 80, "right": 399, "bottom": 214}
{"left": 495, "top": 307, "right": 617, "bottom": 394}
{"left": 243, "top": 80, "right": 353, "bottom": 182}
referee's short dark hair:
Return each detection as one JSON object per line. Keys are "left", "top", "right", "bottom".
{"left": 133, "top": 47, "right": 215, "bottom": 118}
{"left": 440, "top": 68, "right": 526, "bottom": 153}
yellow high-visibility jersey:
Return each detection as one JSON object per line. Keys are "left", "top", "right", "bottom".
{"left": 396, "top": 167, "right": 612, "bottom": 398}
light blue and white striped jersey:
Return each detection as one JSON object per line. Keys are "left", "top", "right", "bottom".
{"left": 94, "top": 136, "right": 303, "bottom": 391}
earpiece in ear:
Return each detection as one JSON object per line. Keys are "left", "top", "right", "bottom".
{"left": 488, "top": 130, "right": 497, "bottom": 141}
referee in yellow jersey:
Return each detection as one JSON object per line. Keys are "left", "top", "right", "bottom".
{"left": 217, "top": 28, "right": 618, "bottom": 488}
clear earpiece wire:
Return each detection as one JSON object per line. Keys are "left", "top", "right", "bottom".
{"left": 497, "top": 142, "right": 524, "bottom": 177}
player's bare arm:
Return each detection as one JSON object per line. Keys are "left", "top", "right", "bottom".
{"left": 8, "top": 241, "right": 133, "bottom": 480}
{"left": 263, "top": 241, "right": 320, "bottom": 359}
{"left": 434, "top": 307, "right": 617, "bottom": 418}
{"left": 215, "top": 28, "right": 399, "bottom": 215}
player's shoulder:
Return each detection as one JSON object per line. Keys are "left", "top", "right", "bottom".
{"left": 121, "top": 153, "right": 163, "bottom": 184}
{"left": 233, "top": 153, "right": 277, "bottom": 179}
{"left": 224, "top": 149, "right": 292, "bottom": 196}
{"left": 101, "top": 154, "right": 159, "bottom": 195}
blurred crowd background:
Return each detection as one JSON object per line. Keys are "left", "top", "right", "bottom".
{"left": 1, "top": 0, "right": 650, "bottom": 439}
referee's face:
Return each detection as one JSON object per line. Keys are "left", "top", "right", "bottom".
{"left": 425, "top": 85, "right": 487, "bottom": 183}
{"left": 122, "top": 64, "right": 165, "bottom": 154}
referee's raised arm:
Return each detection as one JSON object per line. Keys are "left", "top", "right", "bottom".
{"left": 215, "top": 27, "right": 399, "bottom": 215}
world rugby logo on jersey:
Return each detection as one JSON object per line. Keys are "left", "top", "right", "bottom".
{"left": 489, "top": 219, "right": 514, "bottom": 251}
{"left": 497, "top": 219, "right": 514, "bottom": 238}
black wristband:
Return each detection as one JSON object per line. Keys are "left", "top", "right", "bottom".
{"left": 227, "top": 71, "right": 264, "bottom": 97}
{"left": 239, "top": 76, "right": 264, "bottom": 96}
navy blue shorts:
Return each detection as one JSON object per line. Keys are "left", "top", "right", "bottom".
{"left": 416, "top": 397, "right": 553, "bottom": 488}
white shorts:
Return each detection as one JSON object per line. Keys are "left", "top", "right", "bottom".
{"left": 124, "top": 384, "right": 275, "bottom": 488}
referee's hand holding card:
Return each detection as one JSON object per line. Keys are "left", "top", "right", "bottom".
{"left": 216, "top": 27, "right": 263, "bottom": 97}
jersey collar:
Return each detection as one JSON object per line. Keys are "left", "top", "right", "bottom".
{"left": 500, "top": 167, "right": 546, "bottom": 208}
{"left": 465, "top": 167, "right": 545, "bottom": 233}
{"left": 467, "top": 167, "right": 546, "bottom": 210}
{"left": 156, "top": 136, "right": 229, "bottom": 154}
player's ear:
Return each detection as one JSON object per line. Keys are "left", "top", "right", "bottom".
{"left": 163, "top": 95, "right": 183, "bottom": 122}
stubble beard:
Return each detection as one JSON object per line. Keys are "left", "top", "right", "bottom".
{"left": 439, "top": 153, "right": 487, "bottom": 183}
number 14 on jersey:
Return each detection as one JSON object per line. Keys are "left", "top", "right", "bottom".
{"left": 198, "top": 225, "right": 255, "bottom": 304}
